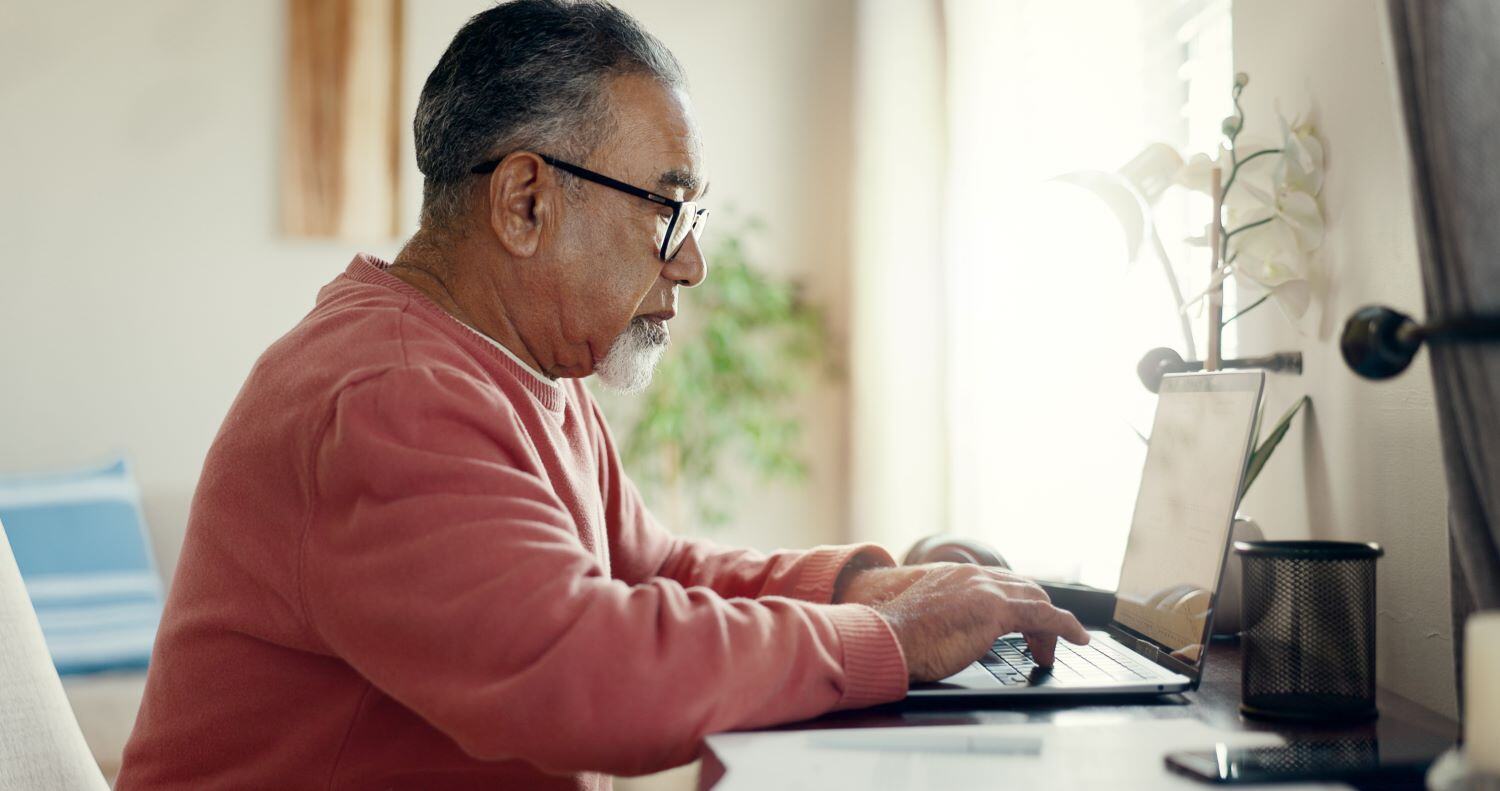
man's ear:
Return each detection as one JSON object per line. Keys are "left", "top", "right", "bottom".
{"left": 486, "top": 152, "right": 554, "bottom": 258}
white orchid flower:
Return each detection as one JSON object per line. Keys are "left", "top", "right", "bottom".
{"left": 1175, "top": 138, "right": 1276, "bottom": 198}
{"left": 1168, "top": 77, "right": 1324, "bottom": 325}
{"left": 1173, "top": 150, "right": 1224, "bottom": 195}
{"left": 1232, "top": 180, "right": 1324, "bottom": 253}
{"left": 1276, "top": 188, "right": 1323, "bottom": 251}
{"left": 1274, "top": 113, "right": 1324, "bottom": 196}
{"left": 1269, "top": 279, "right": 1311, "bottom": 319}
{"left": 1233, "top": 218, "right": 1304, "bottom": 286}
{"left": 1233, "top": 219, "right": 1311, "bottom": 318}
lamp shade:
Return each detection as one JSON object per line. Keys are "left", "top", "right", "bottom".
{"left": 1053, "top": 143, "right": 1185, "bottom": 263}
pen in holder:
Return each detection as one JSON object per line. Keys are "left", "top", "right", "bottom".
{"left": 1234, "top": 540, "right": 1384, "bottom": 722}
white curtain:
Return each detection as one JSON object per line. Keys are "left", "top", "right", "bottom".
{"left": 851, "top": 0, "right": 1231, "bottom": 587}
{"left": 848, "top": 0, "right": 950, "bottom": 554}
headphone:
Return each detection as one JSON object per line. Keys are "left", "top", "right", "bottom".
{"left": 1341, "top": 305, "right": 1500, "bottom": 380}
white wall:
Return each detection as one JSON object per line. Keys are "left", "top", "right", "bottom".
{"left": 0, "top": 0, "right": 857, "bottom": 581}
{"left": 1232, "top": 0, "right": 1455, "bottom": 716}
{"left": 0, "top": 1, "right": 390, "bottom": 580}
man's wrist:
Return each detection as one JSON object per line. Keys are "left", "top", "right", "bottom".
{"left": 832, "top": 554, "right": 891, "bottom": 603}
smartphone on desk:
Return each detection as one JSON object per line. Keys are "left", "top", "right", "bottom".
{"left": 1165, "top": 740, "right": 1438, "bottom": 785}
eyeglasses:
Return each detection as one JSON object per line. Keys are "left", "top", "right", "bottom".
{"left": 471, "top": 153, "right": 709, "bottom": 262}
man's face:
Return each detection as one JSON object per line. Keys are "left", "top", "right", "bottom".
{"left": 538, "top": 74, "right": 709, "bottom": 386}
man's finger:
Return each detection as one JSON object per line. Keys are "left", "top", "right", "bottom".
{"left": 1023, "top": 631, "right": 1058, "bottom": 666}
{"left": 1006, "top": 599, "right": 1091, "bottom": 647}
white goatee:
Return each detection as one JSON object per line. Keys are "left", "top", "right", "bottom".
{"left": 593, "top": 317, "right": 669, "bottom": 393}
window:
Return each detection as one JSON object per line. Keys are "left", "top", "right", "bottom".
{"left": 942, "top": 0, "right": 1233, "bottom": 588}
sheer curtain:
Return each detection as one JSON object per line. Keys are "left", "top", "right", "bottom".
{"left": 851, "top": 0, "right": 1231, "bottom": 587}
{"left": 848, "top": 0, "right": 949, "bottom": 554}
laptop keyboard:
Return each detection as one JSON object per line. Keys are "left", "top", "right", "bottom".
{"left": 981, "top": 636, "right": 1160, "bottom": 686}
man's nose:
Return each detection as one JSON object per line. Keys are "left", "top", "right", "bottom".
{"left": 663, "top": 233, "right": 708, "bottom": 287}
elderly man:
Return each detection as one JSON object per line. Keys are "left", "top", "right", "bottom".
{"left": 117, "top": 1, "right": 1087, "bottom": 789}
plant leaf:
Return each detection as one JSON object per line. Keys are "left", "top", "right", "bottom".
{"left": 1239, "top": 395, "right": 1308, "bottom": 501}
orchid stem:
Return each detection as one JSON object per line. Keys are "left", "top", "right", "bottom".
{"left": 1221, "top": 294, "right": 1271, "bottom": 328}
{"left": 1217, "top": 81, "right": 1263, "bottom": 263}
{"left": 1224, "top": 217, "right": 1272, "bottom": 240}
{"left": 1220, "top": 148, "right": 1281, "bottom": 199}
{"left": 1219, "top": 216, "right": 1275, "bottom": 262}
{"left": 1228, "top": 83, "right": 1246, "bottom": 166}
{"left": 1225, "top": 217, "right": 1274, "bottom": 241}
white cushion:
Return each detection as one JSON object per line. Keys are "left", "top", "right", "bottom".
{"left": 62, "top": 672, "right": 147, "bottom": 785}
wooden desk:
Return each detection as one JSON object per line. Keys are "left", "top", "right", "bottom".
{"left": 698, "top": 641, "right": 1457, "bottom": 789}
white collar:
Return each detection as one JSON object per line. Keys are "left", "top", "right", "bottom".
{"left": 453, "top": 319, "right": 560, "bottom": 389}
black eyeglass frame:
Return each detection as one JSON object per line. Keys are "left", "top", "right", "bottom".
{"left": 471, "top": 153, "right": 708, "bottom": 262}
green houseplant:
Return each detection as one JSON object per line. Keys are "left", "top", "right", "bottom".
{"left": 603, "top": 216, "right": 829, "bottom": 529}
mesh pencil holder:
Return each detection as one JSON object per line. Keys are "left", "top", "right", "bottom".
{"left": 1234, "top": 540, "right": 1384, "bottom": 722}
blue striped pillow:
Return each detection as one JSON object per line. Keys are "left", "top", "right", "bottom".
{"left": 0, "top": 458, "right": 164, "bottom": 675}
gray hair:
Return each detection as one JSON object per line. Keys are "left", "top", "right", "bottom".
{"left": 414, "top": 0, "right": 686, "bottom": 231}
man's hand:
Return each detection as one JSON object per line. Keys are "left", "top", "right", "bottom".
{"left": 838, "top": 563, "right": 1090, "bottom": 683}
{"left": 833, "top": 564, "right": 936, "bottom": 608}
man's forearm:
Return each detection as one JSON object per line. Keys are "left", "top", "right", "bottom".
{"left": 655, "top": 537, "right": 897, "bottom": 602}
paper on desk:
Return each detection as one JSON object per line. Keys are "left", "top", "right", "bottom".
{"left": 705, "top": 718, "right": 1350, "bottom": 791}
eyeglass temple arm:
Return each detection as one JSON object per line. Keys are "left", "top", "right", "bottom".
{"left": 469, "top": 154, "right": 683, "bottom": 210}
{"left": 542, "top": 155, "right": 682, "bottom": 209}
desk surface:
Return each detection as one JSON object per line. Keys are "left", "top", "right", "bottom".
{"left": 698, "top": 641, "right": 1458, "bottom": 789}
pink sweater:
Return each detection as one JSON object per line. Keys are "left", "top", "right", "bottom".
{"left": 117, "top": 255, "right": 908, "bottom": 790}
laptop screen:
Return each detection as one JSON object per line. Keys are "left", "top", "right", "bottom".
{"left": 1110, "top": 371, "right": 1264, "bottom": 666}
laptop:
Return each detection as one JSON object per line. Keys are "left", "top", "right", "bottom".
{"left": 907, "top": 370, "right": 1265, "bottom": 699}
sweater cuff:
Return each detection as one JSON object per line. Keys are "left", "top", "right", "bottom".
{"left": 787, "top": 543, "right": 897, "bottom": 604}
{"left": 826, "top": 603, "right": 909, "bottom": 709}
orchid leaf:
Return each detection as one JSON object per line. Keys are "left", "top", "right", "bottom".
{"left": 1239, "top": 395, "right": 1309, "bottom": 501}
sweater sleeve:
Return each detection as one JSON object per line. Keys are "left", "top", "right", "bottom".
{"left": 583, "top": 388, "right": 898, "bottom": 603}
{"left": 300, "top": 368, "right": 908, "bottom": 777}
